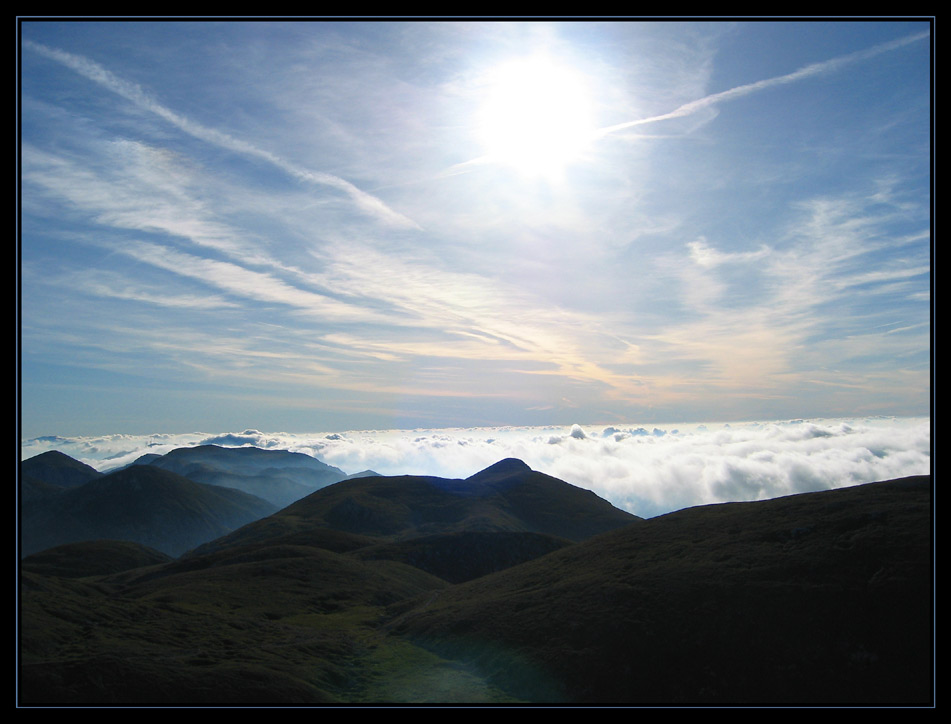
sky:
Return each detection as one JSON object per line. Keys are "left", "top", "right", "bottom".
{"left": 19, "top": 19, "right": 932, "bottom": 439}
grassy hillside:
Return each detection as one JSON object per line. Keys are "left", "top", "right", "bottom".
{"left": 17, "top": 464, "right": 932, "bottom": 706}
{"left": 21, "top": 540, "right": 173, "bottom": 578}
{"left": 19, "top": 540, "right": 509, "bottom": 704}
{"left": 390, "top": 476, "right": 933, "bottom": 704}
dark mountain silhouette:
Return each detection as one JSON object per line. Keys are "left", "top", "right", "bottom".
{"left": 133, "top": 444, "right": 348, "bottom": 508}
{"left": 21, "top": 465, "right": 277, "bottom": 557}
{"left": 465, "top": 456, "right": 531, "bottom": 483}
{"left": 17, "top": 458, "right": 932, "bottom": 706}
{"left": 21, "top": 450, "right": 103, "bottom": 488}
{"left": 190, "top": 457, "right": 640, "bottom": 556}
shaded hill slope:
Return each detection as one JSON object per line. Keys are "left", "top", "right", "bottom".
{"left": 19, "top": 539, "right": 455, "bottom": 704}
{"left": 21, "top": 465, "right": 277, "bottom": 557}
{"left": 21, "top": 540, "right": 173, "bottom": 578}
{"left": 193, "top": 458, "right": 640, "bottom": 556}
{"left": 389, "top": 475, "right": 933, "bottom": 704}
{"left": 352, "top": 530, "right": 573, "bottom": 584}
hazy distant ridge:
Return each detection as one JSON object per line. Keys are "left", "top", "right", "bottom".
{"left": 134, "top": 444, "right": 349, "bottom": 508}
{"left": 21, "top": 463, "right": 277, "bottom": 557}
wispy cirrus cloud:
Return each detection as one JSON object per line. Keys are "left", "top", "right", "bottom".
{"left": 688, "top": 237, "right": 771, "bottom": 268}
{"left": 24, "top": 39, "right": 419, "bottom": 230}
{"left": 21, "top": 140, "right": 278, "bottom": 266}
{"left": 116, "top": 240, "right": 396, "bottom": 326}
{"left": 55, "top": 269, "right": 241, "bottom": 311}
{"left": 313, "top": 242, "right": 651, "bottom": 396}
{"left": 20, "top": 22, "right": 930, "bottom": 436}
{"left": 23, "top": 132, "right": 637, "bottom": 401}
{"left": 641, "top": 181, "right": 930, "bottom": 415}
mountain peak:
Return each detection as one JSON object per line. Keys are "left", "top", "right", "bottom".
{"left": 466, "top": 458, "right": 532, "bottom": 483}
{"left": 21, "top": 450, "right": 103, "bottom": 488}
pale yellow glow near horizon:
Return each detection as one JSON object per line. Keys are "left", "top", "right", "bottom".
{"left": 476, "top": 55, "right": 597, "bottom": 178}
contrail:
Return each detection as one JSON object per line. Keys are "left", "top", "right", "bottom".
{"left": 597, "top": 30, "right": 929, "bottom": 137}
{"left": 24, "top": 40, "right": 420, "bottom": 230}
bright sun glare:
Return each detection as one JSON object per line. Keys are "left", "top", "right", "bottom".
{"left": 477, "top": 55, "right": 597, "bottom": 178}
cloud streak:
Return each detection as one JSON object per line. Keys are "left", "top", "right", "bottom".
{"left": 597, "top": 30, "right": 930, "bottom": 137}
{"left": 23, "top": 40, "right": 419, "bottom": 230}
{"left": 116, "top": 240, "right": 393, "bottom": 324}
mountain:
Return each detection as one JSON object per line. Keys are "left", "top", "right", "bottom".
{"left": 190, "top": 457, "right": 641, "bottom": 556}
{"left": 21, "top": 450, "right": 103, "bottom": 488}
{"left": 134, "top": 444, "right": 348, "bottom": 508}
{"left": 17, "top": 463, "right": 933, "bottom": 705}
{"left": 345, "top": 469, "right": 381, "bottom": 480}
{"left": 21, "top": 464, "right": 278, "bottom": 557}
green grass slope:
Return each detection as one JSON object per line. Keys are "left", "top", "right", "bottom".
{"left": 390, "top": 475, "right": 933, "bottom": 704}
{"left": 18, "top": 537, "right": 497, "bottom": 704}
{"left": 20, "top": 540, "right": 173, "bottom": 578}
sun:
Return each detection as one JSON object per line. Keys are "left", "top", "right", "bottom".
{"left": 476, "top": 55, "right": 597, "bottom": 178}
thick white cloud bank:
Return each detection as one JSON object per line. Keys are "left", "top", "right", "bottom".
{"left": 21, "top": 417, "right": 930, "bottom": 518}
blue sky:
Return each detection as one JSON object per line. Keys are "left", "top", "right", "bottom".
{"left": 19, "top": 20, "right": 932, "bottom": 438}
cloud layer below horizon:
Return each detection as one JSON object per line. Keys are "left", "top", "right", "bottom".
{"left": 21, "top": 416, "right": 930, "bottom": 518}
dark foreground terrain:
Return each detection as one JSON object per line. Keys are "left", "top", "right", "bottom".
{"left": 18, "top": 457, "right": 933, "bottom": 705}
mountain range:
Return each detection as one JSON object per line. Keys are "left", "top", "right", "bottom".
{"left": 128, "top": 444, "right": 349, "bottom": 508}
{"left": 17, "top": 450, "right": 933, "bottom": 705}
{"left": 20, "top": 445, "right": 354, "bottom": 557}
{"left": 20, "top": 464, "right": 278, "bottom": 558}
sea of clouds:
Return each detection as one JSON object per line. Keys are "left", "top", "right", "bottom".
{"left": 21, "top": 417, "right": 931, "bottom": 518}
